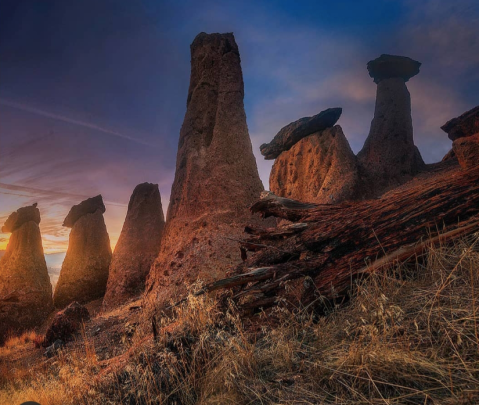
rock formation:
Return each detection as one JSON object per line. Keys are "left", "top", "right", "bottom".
{"left": 357, "top": 54, "right": 424, "bottom": 194}
{"left": 452, "top": 133, "right": 479, "bottom": 169}
{"left": 441, "top": 105, "right": 479, "bottom": 141}
{"left": 103, "top": 183, "right": 165, "bottom": 309}
{"left": 44, "top": 301, "right": 90, "bottom": 346}
{"left": 0, "top": 205, "right": 53, "bottom": 344}
{"left": 260, "top": 108, "right": 342, "bottom": 160}
{"left": 269, "top": 125, "right": 360, "bottom": 203}
{"left": 53, "top": 196, "right": 111, "bottom": 308}
{"left": 147, "top": 32, "right": 265, "bottom": 306}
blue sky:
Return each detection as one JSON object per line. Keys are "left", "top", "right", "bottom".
{"left": 1, "top": 0, "right": 478, "bottom": 253}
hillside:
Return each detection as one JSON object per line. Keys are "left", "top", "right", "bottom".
{"left": 1, "top": 232, "right": 478, "bottom": 404}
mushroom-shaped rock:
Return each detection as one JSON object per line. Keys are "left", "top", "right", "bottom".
{"left": 53, "top": 197, "right": 111, "bottom": 308}
{"left": 103, "top": 183, "right": 165, "bottom": 309}
{"left": 147, "top": 32, "right": 266, "bottom": 307}
{"left": 367, "top": 54, "right": 421, "bottom": 84}
{"left": 441, "top": 105, "right": 479, "bottom": 141}
{"left": 452, "top": 133, "right": 479, "bottom": 169}
{"left": 260, "top": 108, "right": 342, "bottom": 160}
{"left": 357, "top": 54, "right": 424, "bottom": 195}
{"left": 62, "top": 195, "right": 105, "bottom": 228}
{"left": 0, "top": 205, "right": 53, "bottom": 344}
{"left": 270, "top": 125, "right": 360, "bottom": 203}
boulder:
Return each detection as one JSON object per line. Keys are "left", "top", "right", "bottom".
{"left": 1, "top": 203, "right": 40, "bottom": 233}
{"left": 147, "top": 32, "right": 266, "bottom": 307}
{"left": 260, "top": 108, "right": 342, "bottom": 160}
{"left": 62, "top": 195, "right": 105, "bottom": 228}
{"left": 269, "top": 125, "right": 360, "bottom": 203}
{"left": 441, "top": 105, "right": 479, "bottom": 141}
{"left": 103, "top": 183, "right": 165, "bottom": 309}
{"left": 357, "top": 54, "right": 424, "bottom": 195}
{"left": 452, "top": 133, "right": 479, "bottom": 169}
{"left": 44, "top": 301, "right": 90, "bottom": 346}
{"left": 0, "top": 206, "right": 53, "bottom": 344}
{"left": 367, "top": 54, "right": 421, "bottom": 84}
{"left": 53, "top": 198, "right": 111, "bottom": 308}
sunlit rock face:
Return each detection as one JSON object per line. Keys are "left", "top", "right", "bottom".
{"left": 53, "top": 197, "right": 111, "bottom": 308}
{"left": 147, "top": 32, "right": 264, "bottom": 306}
{"left": 103, "top": 183, "right": 165, "bottom": 309}
{"left": 453, "top": 133, "right": 479, "bottom": 169}
{"left": 270, "top": 125, "right": 360, "bottom": 204}
{"left": 357, "top": 54, "right": 424, "bottom": 195}
{"left": 0, "top": 205, "right": 53, "bottom": 344}
{"left": 441, "top": 105, "right": 479, "bottom": 141}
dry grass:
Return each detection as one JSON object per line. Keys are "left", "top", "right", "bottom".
{"left": 2, "top": 234, "right": 479, "bottom": 404}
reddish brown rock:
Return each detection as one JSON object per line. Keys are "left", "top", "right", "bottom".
{"left": 53, "top": 197, "right": 111, "bottom": 308}
{"left": 147, "top": 32, "right": 265, "bottom": 306}
{"left": 0, "top": 205, "right": 53, "bottom": 344}
{"left": 260, "top": 108, "right": 342, "bottom": 160}
{"left": 442, "top": 148, "right": 456, "bottom": 162}
{"left": 63, "top": 195, "right": 105, "bottom": 228}
{"left": 103, "top": 183, "right": 165, "bottom": 309}
{"left": 1, "top": 203, "right": 40, "bottom": 233}
{"left": 269, "top": 125, "right": 360, "bottom": 203}
{"left": 357, "top": 54, "right": 424, "bottom": 195}
{"left": 43, "top": 301, "right": 90, "bottom": 346}
{"left": 441, "top": 105, "right": 479, "bottom": 141}
{"left": 452, "top": 133, "right": 479, "bottom": 169}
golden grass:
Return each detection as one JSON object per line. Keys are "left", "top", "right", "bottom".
{"left": 2, "top": 233, "right": 479, "bottom": 404}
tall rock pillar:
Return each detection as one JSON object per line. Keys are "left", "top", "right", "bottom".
{"left": 0, "top": 204, "right": 53, "bottom": 343}
{"left": 53, "top": 195, "right": 111, "bottom": 308}
{"left": 357, "top": 54, "right": 424, "bottom": 193}
{"left": 147, "top": 32, "right": 264, "bottom": 305}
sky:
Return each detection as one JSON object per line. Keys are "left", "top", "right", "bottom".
{"left": 1, "top": 0, "right": 478, "bottom": 254}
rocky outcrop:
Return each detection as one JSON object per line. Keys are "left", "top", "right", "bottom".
{"left": 260, "top": 108, "right": 342, "bottom": 160}
{"left": 269, "top": 125, "right": 360, "bottom": 203}
{"left": 357, "top": 54, "right": 424, "bottom": 195}
{"left": 147, "top": 32, "right": 265, "bottom": 306}
{"left": 44, "top": 302, "right": 90, "bottom": 346}
{"left": 453, "top": 133, "right": 479, "bottom": 169}
{"left": 103, "top": 183, "right": 165, "bottom": 309}
{"left": 441, "top": 105, "right": 479, "bottom": 141}
{"left": 0, "top": 205, "right": 53, "bottom": 344}
{"left": 53, "top": 197, "right": 111, "bottom": 308}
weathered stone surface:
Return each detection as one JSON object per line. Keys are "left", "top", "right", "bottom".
{"left": 63, "top": 195, "right": 105, "bottom": 228}
{"left": 441, "top": 105, "right": 479, "bottom": 141}
{"left": 453, "top": 133, "right": 479, "bottom": 169}
{"left": 147, "top": 32, "right": 265, "bottom": 306}
{"left": 44, "top": 301, "right": 90, "bottom": 346}
{"left": 270, "top": 125, "right": 360, "bottom": 203}
{"left": 103, "top": 183, "right": 165, "bottom": 309}
{"left": 367, "top": 54, "right": 421, "bottom": 84}
{"left": 53, "top": 206, "right": 111, "bottom": 308}
{"left": 442, "top": 148, "right": 457, "bottom": 162}
{"left": 358, "top": 57, "right": 424, "bottom": 195}
{"left": 260, "top": 108, "right": 342, "bottom": 160}
{"left": 1, "top": 204, "right": 40, "bottom": 233}
{"left": 0, "top": 209, "right": 53, "bottom": 344}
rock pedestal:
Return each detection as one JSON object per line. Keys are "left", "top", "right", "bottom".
{"left": 269, "top": 125, "right": 360, "bottom": 203}
{"left": 0, "top": 205, "right": 53, "bottom": 343}
{"left": 103, "top": 183, "right": 165, "bottom": 309}
{"left": 357, "top": 54, "right": 424, "bottom": 194}
{"left": 147, "top": 32, "right": 265, "bottom": 306}
{"left": 53, "top": 197, "right": 111, "bottom": 308}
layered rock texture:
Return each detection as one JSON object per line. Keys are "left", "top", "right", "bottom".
{"left": 147, "top": 32, "right": 265, "bottom": 305}
{"left": 53, "top": 196, "right": 111, "bottom": 308}
{"left": 270, "top": 125, "right": 360, "bottom": 203}
{"left": 357, "top": 54, "right": 424, "bottom": 194}
{"left": 44, "top": 302, "right": 90, "bottom": 346}
{"left": 441, "top": 105, "right": 479, "bottom": 141}
{"left": 453, "top": 133, "right": 479, "bottom": 169}
{"left": 103, "top": 183, "right": 165, "bottom": 309}
{"left": 0, "top": 205, "right": 53, "bottom": 343}
{"left": 260, "top": 108, "right": 342, "bottom": 160}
